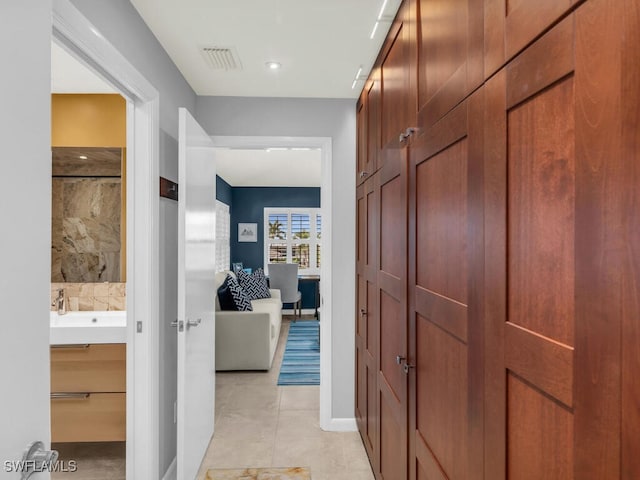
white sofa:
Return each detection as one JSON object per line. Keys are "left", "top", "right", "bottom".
{"left": 214, "top": 271, "right": 282, "bottom": 371}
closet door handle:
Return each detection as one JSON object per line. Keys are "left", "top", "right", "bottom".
{"left": 359, "top": 308, "right": 367, "bottom": 316}
{"left": 399, "top": 127, "right": 419, "bottom": 144}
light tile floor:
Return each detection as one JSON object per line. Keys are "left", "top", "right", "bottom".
{"left": 197, "top": 318, "right": 375, "bottom": 480}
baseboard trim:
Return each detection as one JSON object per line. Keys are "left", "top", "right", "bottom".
{"left": 162, "top": 457, "right": 176, "bottom": 480}
{"left": 323, "top": 417, "right": 358, "bottom": 432}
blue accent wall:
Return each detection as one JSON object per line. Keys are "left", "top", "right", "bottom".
{"left": 216, "top": 175, "right": 233, "bottom": 206}
{"left": 231, "top": 186, "right": 320, "bottom": 309}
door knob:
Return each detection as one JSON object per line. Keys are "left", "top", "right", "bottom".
{"left": 396, "top": 355, "right": 405, "bottom": 365}
{"left": 187, "top": 318, "right": 202, "bottom": 328}
{"left": 403, "top": 363, "right": 415, "bottom": 374}
{"left": 359, "top": 308, "right": 367, "bottom": 316}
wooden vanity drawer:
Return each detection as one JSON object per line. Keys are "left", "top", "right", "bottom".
{"left": 51, "top": 392, "right": 126, "bottom": 442}
{"left": 51, "top": 343, "right": 125, "bottom": 393}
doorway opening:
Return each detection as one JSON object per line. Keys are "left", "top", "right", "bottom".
{"left": 211, "top": 135, "right": 333, "bottom": 429}
{"left": 53, "top": 0, "right": 161, "bottom": 477}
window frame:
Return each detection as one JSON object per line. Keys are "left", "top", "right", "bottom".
{"left": 215, "top": 200, "right": 230, "bottom": 273}
{"left": 264, "top": 207, "right": 321, "bottom": 275}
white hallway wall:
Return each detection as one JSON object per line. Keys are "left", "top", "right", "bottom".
{"left": 196, "top": 96, "right": 357, "bottom": 420}
{"left": 66, "top": 0, "right": 197, "bottom": 475}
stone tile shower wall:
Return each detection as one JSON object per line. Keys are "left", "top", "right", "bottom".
{"left": 51, "top": 177, "right": 122, "bottom": 282}
{"left": 51, "top": 282, "right": 125, "bottom": 311}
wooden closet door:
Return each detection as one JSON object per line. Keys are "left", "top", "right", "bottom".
{"left": 485, "top": 0, "right": 585, "bottom": 77}
{"left": 415, "top": 0, "right": 483, "bottom": 128}
{"left": 356, "top": 175, "right": 380, "bottom": 469}
{"left": 380, "top": 0, "right": 415, "bottom": 171}
{"left": 367, "top": 70, "right": 381, "bottom": 174}
{"left": 357, "top": 76, "right": 381, "bottom": 186}
{"left": 484, "top": 3, "right": 631, "bottom": 478}
{"left": 374, "top": 2, "right": 414, "bottom": 478}
{"left": 356, "top": 96, "right": 368, "bottom": 185}
{"left": 376, "top": 153, "right": 408, "bottom": 480}
{"left": 407, "top": 90, "right": 484, "bottom": 480}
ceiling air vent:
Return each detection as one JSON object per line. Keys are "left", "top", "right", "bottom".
{"left": 200, "top": 46, "right": 243, "bottom": 71}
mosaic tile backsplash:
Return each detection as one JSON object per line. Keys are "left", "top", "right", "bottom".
{"left": 51, "top": 282, "right": 126, "bottom": 311}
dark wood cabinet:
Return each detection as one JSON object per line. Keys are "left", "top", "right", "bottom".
{"left": 355, "top": 175, "right": 379, "bottom": 467}
{"left": 356, "top": 1, "right": 639, "bottom": 479}
{"left": 415, "top": 0, "right": 484, "bottom": 128}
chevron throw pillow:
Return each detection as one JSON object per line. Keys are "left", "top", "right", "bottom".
{"left": 237, "top": 268, "right": 272, "bottom": 300}
{"left": 227, "top": 274, "right": 253, "bottom": 311}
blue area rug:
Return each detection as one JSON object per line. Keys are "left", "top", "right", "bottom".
{"left": 277, "top": 321, "right": 320, "bottom": 386}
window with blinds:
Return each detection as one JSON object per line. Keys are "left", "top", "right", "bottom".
{"left": 264, "top": 207, "right": 321, "bottom": 275}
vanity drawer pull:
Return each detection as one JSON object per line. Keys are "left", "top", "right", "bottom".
{"left": 51, "top": 344, "right": 90, "bottom": 349}
{"left": 51, "top": 393, "right": 90, "bottom": 400}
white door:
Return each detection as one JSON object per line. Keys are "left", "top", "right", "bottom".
{"left": 177, "top": 107, "right": 217, "bottom": 480}
{"left": 0, "top": 0, "right": 52, "bottom": 474}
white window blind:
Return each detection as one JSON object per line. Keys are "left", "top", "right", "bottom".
{"left": 264, "top": 207, "right": 321, "bottom": 275}
{"left": 215, "top": 200, "right": 230, "bottom": 273}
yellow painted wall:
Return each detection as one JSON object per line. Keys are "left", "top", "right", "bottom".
{"left": 51, "top": 93, "right": 127, "bottom": 281}
{"left": 51, "top": 94, "right": 126, "bottom": 147}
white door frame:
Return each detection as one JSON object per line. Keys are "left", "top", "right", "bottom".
{"left": 211, "top": 135, "right": 333, "bottom": 429}
{"left": 52, "top": 1, "right": 160, "bottom": 478}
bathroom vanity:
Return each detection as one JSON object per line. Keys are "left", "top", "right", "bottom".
{"left": 50, "top": 311, "right": 126, "bottom": 442}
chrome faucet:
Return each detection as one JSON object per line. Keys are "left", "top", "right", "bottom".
{"left": 54, "top": 288, "right": 66, "bottom": 315}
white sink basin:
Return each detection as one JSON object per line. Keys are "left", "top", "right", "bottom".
{"left": 50, "top": 311, "right": 127, "bottom": 345}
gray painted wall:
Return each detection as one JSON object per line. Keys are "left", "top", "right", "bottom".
{"left": 196, "top": 96, "right": 357, "bottom": 419}
{"left": 0, "top": 0, "right": 52, "bottom": 466}
{"left": 68, "top": 0, "right": 197, "bottom": 474}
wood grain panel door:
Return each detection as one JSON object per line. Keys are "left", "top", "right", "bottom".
{"left": 356, "top": 96, "right": 368, "bottom": 185}
{"left": 374, "top": 3, "right": 414, "bottom": 476}
{"left": 367, "top": 69, "right": 381, "bottom": 174}
{"left": 376, "top": 152, "right": 408, "bottom": 480}
{"left": 621, "top": 2, "right": 640, "bottom": 477}
{"left": 357, "top": 75, "right": 381, "bottom": 186}
{"left": 415, "top": 0, "right": 484, "bottom": 128}
{"left": 485, "top": 0, "right": 585, "bottom": 77}
{"left": 407, "top": 89, "right": 484, "bottom": 480}
{"left": 484, "top": 3, "right": 631, "bottom": 478}
{"left": 379, "top": 0, "right": 415, "bottom": 172}
{"left": 356, "top": 174, "right": 380, "bottom": 469}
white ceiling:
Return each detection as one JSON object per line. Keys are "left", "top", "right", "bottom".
{"left": 50, "top": 0, "right": 392, "bottom": 185}
{"left": 129, "top": 0, "right": 402, "bottom": 98}
{"left": 215, "top": 148, "right": 321, "bottom": 187}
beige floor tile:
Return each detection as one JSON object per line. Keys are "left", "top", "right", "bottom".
{"left": 340, "top": 432, "right": 374, "bottom": 472}
{"left": 310, "top": 469, "right": 375, "bottom": 480}
{"left": 198, "top": 319, "right": 372, "bottom": 480}
{"left": 222, "top": 384, "right": 281, "bottom": 413}
{"left": 279, "top": 386, "right": 320, "bottom": 411}
{"left": 275, "top": 409, "right": 328, "bottom": 440}
{"left": 214, "top": 410, "right": 279, "bottom": 442}
{"left": 200, "top": 436, "right": 275, "bottom": 470}
{"left": 272, "top": 435, "right": 346, "bottom": 476}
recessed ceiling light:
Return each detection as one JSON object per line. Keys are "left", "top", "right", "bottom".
{"left": 265, "top": 61, "right": 281, "bottom": 70}
{"left": 78, "top": 155, "right": 88, "bottom": 160}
